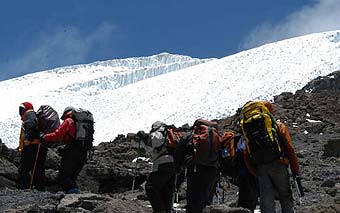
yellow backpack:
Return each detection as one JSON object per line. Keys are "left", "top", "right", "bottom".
{"left": 240, "top": 101, "right": 282, "bottom": 165}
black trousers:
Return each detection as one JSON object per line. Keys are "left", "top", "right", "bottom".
{"left": 18, "top": 144, "right": 47, "bottom": 191}
{"left": 238, "top": 171, "right": 258, "bottom": 211}
{"left": 186, "top": 165, "right": 218, "bottom": 213}
{"left": 145, "top": 163, "right": 176, "bottom": 213}
{"left": 58, "top": 144, "right": 87, "bottom": 192}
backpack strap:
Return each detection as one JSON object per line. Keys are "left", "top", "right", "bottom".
{"left": 208, "top": 126, "right": 215, "bottom": 157}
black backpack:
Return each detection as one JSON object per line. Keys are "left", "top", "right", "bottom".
{"left": 71, "top": 108, "right": 94, "bottom": 151}
{"left": 36, "top": 105, "right": 60, "bottom": 134}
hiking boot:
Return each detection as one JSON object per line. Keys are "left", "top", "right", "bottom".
{"left": 66, "top": 188, "right": 80, "bottom": 194}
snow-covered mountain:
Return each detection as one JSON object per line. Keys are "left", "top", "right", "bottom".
{"left": 0, "top": 53, "right": 213, "bottom": 148}
{"left": 1, "top": 30, "right": 340, "bottom": 148}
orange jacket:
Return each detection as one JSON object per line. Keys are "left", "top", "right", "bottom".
{"left": 244, "top": 121, "right": 301, "bottom": 176}
{"left": 277, "top": 122, "right": 301, "bottom": 175}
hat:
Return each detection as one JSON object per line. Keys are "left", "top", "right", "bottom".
{"left": 20, "top": 102, "right": 34, "bottom": 110}
{"left": 19, "top": 102, "right": 34, "bottom": 116}
{"left": 151, "top": 121, "right": 166, "bottom": 131}
{"left": 61, "top": 106, "right": 75, "bottom": 120}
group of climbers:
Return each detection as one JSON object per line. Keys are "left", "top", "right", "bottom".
{"left": 17, "top": 100, "right": 302, "bottom": 212}
{"left": 143, "top": 100, "right": 302, "bottom": 213}
{"left": 17, "top": 102, "right": 93, "bottom": 194}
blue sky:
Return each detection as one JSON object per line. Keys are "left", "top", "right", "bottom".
{"left": 1, "top": 0, "right": 340, "bottom": 80}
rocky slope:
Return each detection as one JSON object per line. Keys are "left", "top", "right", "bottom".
{"left": 0, "top": 71, "right": 340, "bottom": 212}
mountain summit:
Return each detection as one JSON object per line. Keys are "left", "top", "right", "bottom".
{"left": 1, "top": 31, "right": 340, "bottom": 148}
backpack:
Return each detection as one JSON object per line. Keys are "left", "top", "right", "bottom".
{"left": 240, "top": 101, "right": 282, "bottom": 165}
{"left": 36, "top": 105, "right": 60, "bottom": 134}
{"left": 71, "top": 108, "right": 94, "bottom": 151}
{"left": 191, "top": 119, "right": 221, "bottom": 168}
{"left": 149, "top": 121, "right": 176, "bottom": 161}
{"left": 221, "top": 131, "right": 236, "bottom": 159}
{"left": 220, "top": 131, "right": 245, "bottom": 179}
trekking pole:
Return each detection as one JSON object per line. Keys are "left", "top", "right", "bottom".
{"left": 171, "top": 173, "right": 178, "bottom": 213}
{"left": 215, "top": 173, "right": 222, "bottom": 205}
{"left": 29, "top": 143, "right": 41, "bottom": 190}
{"left": 131, "top": 161, "right": 137, "bottom": 192}
{"left": 131, "top": 139, "right": 141, "bottom": 193}
{"left": 216, "top": 181, "right": 221, "bottom": 205}
{"left": 216, "top": 182, "right": 220, "bottom": 205}
{"left": 293, "top": 175, "right": 304, "bottom": 205}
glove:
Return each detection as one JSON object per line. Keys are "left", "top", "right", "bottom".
{"left": 137, "top": 131, "right": 150, "bottom": 145}
{"left": 175, "top": 163, "right": 184, "bottom": 174}
{"left": 17, "top": 146, "right": 23, "bottom": 154}
{"left": 221, "top": 148, "right": 230, "bottom": 158}
{"left": 24, "top": 133, "right": 30, "bottom": 140}
{"left": 137, "top": 131, "right": 147, "bottom": 141}
{"left": 39, "top": 133, "right": 47, "bottom": 147}
{"left": 57, "top": 147, "right": 65, "bottom": 156}
{"left": 292, "top": 171, "right": 302, "bottom": 179}
{"left": 39, "top": 132, "right": 45, "bottom": 139}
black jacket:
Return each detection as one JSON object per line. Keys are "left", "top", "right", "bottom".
{"left": 22, "top": 111, "right": 39, "bottom": 141}
{"left": 175, "top": 132, "right": 193, "bottom": 170}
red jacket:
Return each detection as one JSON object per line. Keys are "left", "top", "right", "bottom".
{"left": 43, "top": 112, "right": 75, "bottom": 143}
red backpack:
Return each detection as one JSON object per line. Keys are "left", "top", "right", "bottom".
{"left": 191, "top": 119, "right": 221, "bottom": 168}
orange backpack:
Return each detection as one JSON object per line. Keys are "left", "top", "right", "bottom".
{"left": 220, "top": 131, "right": 240, "bottom": 178}
{"left": 191, "top": 119, "right": 221, "bottom": 168}
{"left": 221, "top": 131, "right": 236, "bottom": 158}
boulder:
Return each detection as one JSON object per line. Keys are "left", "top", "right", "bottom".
{"left": 324, "top": 139, "right": 340, "bottom": 158}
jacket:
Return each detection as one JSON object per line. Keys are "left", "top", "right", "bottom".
{"left": 277, "top": 121, "right": 301, "bottom": 174}
{"left": 175, "top": 132, "right": 193, "bottom": 169}
{"left": 18, "top": 110, "right": 40, "bottom": 153}
{"left": 43, "top": 112, "right": 76, "bottom": 144}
